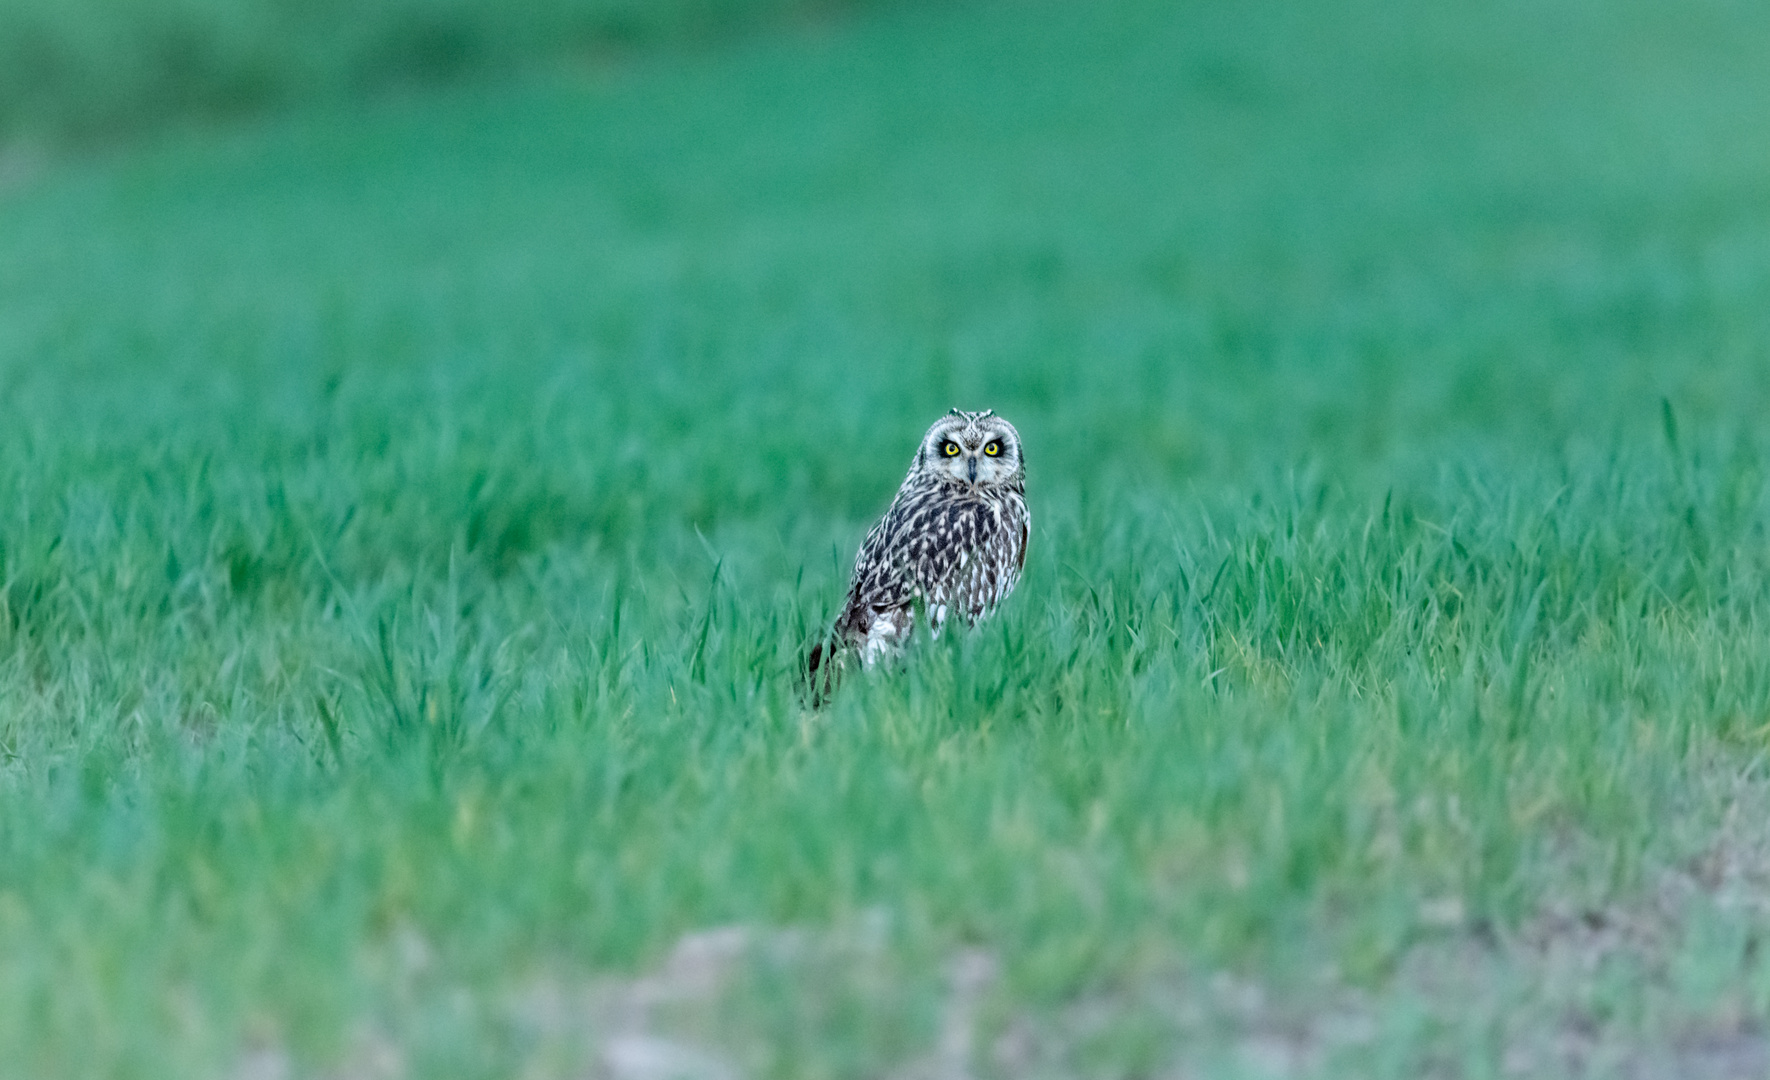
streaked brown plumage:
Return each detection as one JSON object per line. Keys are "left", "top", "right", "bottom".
{"left": 806, "top": 409, "right": 1029, "bottom": 700}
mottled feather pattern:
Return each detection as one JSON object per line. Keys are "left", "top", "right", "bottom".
{"left": 807, "top": 409, "right": 1029, "bottom": 696}
{"left": 838, "top": 478, "right": 1028, "bottom": 640}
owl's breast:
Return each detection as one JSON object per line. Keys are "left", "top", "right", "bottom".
{"left": 915, "top": 489, "right": 1027, "bottom": 622}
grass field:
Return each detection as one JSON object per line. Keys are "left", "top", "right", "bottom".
{"left": 5, "top": 0, "right": 1770, "bottom": 1076}
{"left": 0, "top": 0, "right": 879, "bottom": 141}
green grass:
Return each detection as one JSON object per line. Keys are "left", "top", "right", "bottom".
{"left": 5, "top": 0, "right": 1770, "bottom": 1075}
{"left": 0, "top": 0, "right": 887, "bottom": 141}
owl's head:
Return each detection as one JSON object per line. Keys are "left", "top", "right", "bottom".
{"left": 915, "top": 408, "right": 1025, "bottom": 488}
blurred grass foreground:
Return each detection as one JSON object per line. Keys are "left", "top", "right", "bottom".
{"left": 0, "top": 0, "right": 867, "bottom": 139}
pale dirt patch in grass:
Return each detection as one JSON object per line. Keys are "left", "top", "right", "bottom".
{"left": 222, "top": 779, "right": 1770, "bottom": 1079}
{"left": 1405, "top": 774, "right": 1770, "bottom": 1080}
{"left": 229, "top": 1031, "right": 401, "bottom": 1080}
{"left": 889, "top": 948, "right": 997, "bottom": 1080}
{"left": 494, "top": 917, "right": 994, "bottom": 1080}
{"left": 959, "top": 774, "right": 1770, "bottom": 1079}
{"left": 504, "top": 925, "right": 752, "bottom": 1080}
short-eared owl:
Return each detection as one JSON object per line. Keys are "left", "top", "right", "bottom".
{"left": 807, "top": 409, "right": 1029, "bottom": 695}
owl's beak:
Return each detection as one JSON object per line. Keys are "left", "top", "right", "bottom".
{"left": 967, "top": 457, "right": 978, "bottom": 483}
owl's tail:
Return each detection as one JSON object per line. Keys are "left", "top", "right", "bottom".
{"left": 801, "top": 635, "right": 849, "bottom": 708}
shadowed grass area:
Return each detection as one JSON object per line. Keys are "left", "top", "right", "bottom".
{"left": 0, "top": 0, "right": 893, "bottom": 141}
{"left": 4, "top": 0, "right": 1770, "bottom": 1075}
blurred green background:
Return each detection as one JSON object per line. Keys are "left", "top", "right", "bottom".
{"left": 5, "top": 0, "right": 1770, "bottom": 1077}
{"left": 0, "top": 0, "right": 883, "bottom": 140}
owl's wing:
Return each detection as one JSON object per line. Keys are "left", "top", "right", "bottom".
{"left": 834, "top": 500, "right": 920, "bottom": 642}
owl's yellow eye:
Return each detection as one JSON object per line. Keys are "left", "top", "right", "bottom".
{"left": 941, "top": 441, "right": 961, "bottom": 457}
{"left": 984, "top": 441, "right": 1002, "bottom": 456}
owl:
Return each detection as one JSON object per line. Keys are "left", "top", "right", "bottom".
{"left": 806, "top": 408, "right": 1029, "bottom": 698}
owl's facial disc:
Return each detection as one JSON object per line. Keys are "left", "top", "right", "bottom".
{"left": 920, "top": 412, "right": 1022, "bottom": 487}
